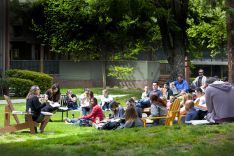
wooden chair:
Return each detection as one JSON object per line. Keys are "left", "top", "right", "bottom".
{"left": 142, "top": 99, "right": 181, "bottom": 127}
{"left": 0, "top": 95, "right": 39, "bottom": 134}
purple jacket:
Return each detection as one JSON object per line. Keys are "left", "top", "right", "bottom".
{"left": 205, "top": 82, "right": 234, "bottom": 123}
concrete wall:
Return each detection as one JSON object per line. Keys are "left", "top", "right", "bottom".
{"left": 55, "top": 60, "right": 160, "bottom": 88}
{"left": 10, "top": 60, "right": 160, "bottom": 88}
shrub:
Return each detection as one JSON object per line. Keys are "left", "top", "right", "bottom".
{"left": 7, "top": 77, "right": 34, "bottom": 97}
{"left": 6, "top": 69, "right": 53, "bottom": 92}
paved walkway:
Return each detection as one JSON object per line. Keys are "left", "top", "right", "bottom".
{"left": 0, "top": 94, "right": 127, "bottom": 104}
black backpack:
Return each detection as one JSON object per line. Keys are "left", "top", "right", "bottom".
{"left": 100, "top": 121, "right": 121, "bottom": 130}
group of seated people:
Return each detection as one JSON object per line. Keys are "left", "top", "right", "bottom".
{"left": 25, "top": 83, "right": 61, "bottom": 133}
{"left": 25, "top": 69, "right": 234, "bottom": 132}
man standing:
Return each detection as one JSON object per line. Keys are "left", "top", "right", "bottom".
{"left": 205, "top": 77, "right": 234, "bottom": 123}
{"left": 192, "top": 69, "right": 207, "bottom": 88}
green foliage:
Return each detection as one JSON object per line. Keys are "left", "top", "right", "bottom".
{"left": 31, "top": 0, "right": 161, "bottom": 60}
{"left": 187, "top": 0, "right": 226, "bottom": 58}
{"left": 108, "top": 66, "right": 134, "bottom": 80}
{"left": 6, "top": 78, "right": 34, "bottom": 97}
{"left": 5, "top": 69, "right": 53, "bottom": 93}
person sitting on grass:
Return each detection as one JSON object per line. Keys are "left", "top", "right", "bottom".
{"left": 194, "top": 87, "right": 207, "bottom": 120}
{"left": 126, "top": 98, "right": 142, "bottom": 118}
{"left": 109, "top": 101, "right": 125, "bottom": 119}
{"left": 124, "top": 105, "right": 144, "bottom": 128}
{"left": 80, "top": 89, "right": 91, "bottom": 116}
{"left": 65, "top": 97, "right": 104, "bottom": 125}
{"left": 65, "top": 90, "right": 78, "bottom": 110}
{"left": 100, "top": 89, "right": 113, "bottom": 111}
{"left": 184, "top": 100, "right": 198, "bottom": 124}
{"left": 26, "top": 85, "right": 49, "bottom": 133}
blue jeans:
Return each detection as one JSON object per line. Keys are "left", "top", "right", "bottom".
{"left": 136, "top": 99, "right": 151, "bottom": 108}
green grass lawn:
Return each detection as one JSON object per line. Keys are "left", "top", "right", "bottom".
{"left": 0, "top": 89, "right": 234, "bottom": 156}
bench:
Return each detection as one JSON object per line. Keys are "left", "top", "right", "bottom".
{"left": 0, "top": 95, "right": 39, "bottom": 134}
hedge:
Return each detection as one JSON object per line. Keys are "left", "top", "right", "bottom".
{"left": 7, "top": 77, "right": 34, "bottom": 97}
{"left": 6, "top": 69, "right": 53, "bottom": 92}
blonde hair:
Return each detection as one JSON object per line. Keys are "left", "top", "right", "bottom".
{"left": 26, "top": 85, "right": 40, "bottom": 100}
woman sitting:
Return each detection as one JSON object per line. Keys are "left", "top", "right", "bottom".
{"left": 44, "top": 83, "right": 61, "bottom": 112}
{"left": 65, "top": 97, "right": 104, "bottom": 125}
{"left": 100, "top": 89, "right": 113, "bottom": 111}
{"left": 149, "top": 94, "right": 168, "bottom": 125}
{"left": 109, "top": 101, "right": 125, "bottom": 119}
{"left": 25, "top": 85, "right": 49, "bottom": 133}
{"left": 150, "top": 94, "right": 168, "bottom": 117}
{"left": 80, "top": 89, "right": 92, "bottom": 116}
{"left": 124, "top": 105, "right": 144, "bottom": 128}
{"left": 65, "top": 90, "right": 78, "bottom": 110}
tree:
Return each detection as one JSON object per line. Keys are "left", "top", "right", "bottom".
{"left": 31, "top": 0, "right": 161, "bottom": 87}
{"left": 187, "top": 0, "right": 226, "bottom": 58}
{"left": 151, "top": 0, "right": 189, "bottom": 80}
{"left": 226, "top": 0, "right": 234, "bottom": 83}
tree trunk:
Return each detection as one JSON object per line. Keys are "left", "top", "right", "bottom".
{"left": 226, "top": 0, "right": 234, "bottom": 83}
{"left": 156, "top": 0, "right": 189, "bottom": 80}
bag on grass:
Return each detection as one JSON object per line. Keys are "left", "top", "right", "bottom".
{"left": 99, "top": 121, "right": 121, "bottom": 130}
{"left": 78, "top": 119, "right": 92, "bottom": 127}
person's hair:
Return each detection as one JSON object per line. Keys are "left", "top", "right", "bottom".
{"left": 102, "top": 89, "right": 108, "bottom": 94}
{"left": 126, "top": 98, "right": 135, "bottom": 107}
{"left": 185, "top": 100, "right": 194, "bottom": 111}
{"left": 125, "top": 106, "right": 138, "bottom": 121}
{"left": 150, "top": 94, "right": 166, "bottom": 107}
{"left": 50, "top": 83, "right": 61, "bottom": 101}
{"left": 198, "top": 69, "right": 204, "bottom": 72}
{"left": 178, "top": 74, "right": 184, "bottom": 78}
{"left": 195, "top": 87, "right": 203, "bottom": 94}
{"left": 206, "top": 77, "right": 217, "bottom": 85}
{"left": 66, "top": 90, "right": 72, "bottom": 94}
{"left": 52, "top": 83, "right": 60, "bottom": 93}
{"left": 109, "top": 101, "right": 119, "bottom": 109}
{"left": 89, "top": 91, "right": 94, "bottom": 98}
{"left": 26, "top": 85, "right": 40, "bottom": 100}
{"left": 184, "top": 93, "right": 193, "bottom": 101}
{"left": 92, "top": 97, "right": 98, "bottom": 105}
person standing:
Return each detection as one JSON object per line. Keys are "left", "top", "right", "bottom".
{"left": 192, "top": 69, "right": 207, "bottom": 89}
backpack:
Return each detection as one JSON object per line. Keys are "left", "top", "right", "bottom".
{"left": 99, "top": 121, "right": 121, "bottom": 130}
{"left": 78, "top": 119, "right": 92, "bottom": 127}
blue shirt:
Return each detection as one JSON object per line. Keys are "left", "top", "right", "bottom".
{"left": 174, "top": 80, "right": 189, "bottom": 92}
{"left": 185, "top": 108, "right": 198, "bottom": 122}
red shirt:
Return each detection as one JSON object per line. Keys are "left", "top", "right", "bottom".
{"left": 82, "top": 105, "right": 104, "bottom": 123}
